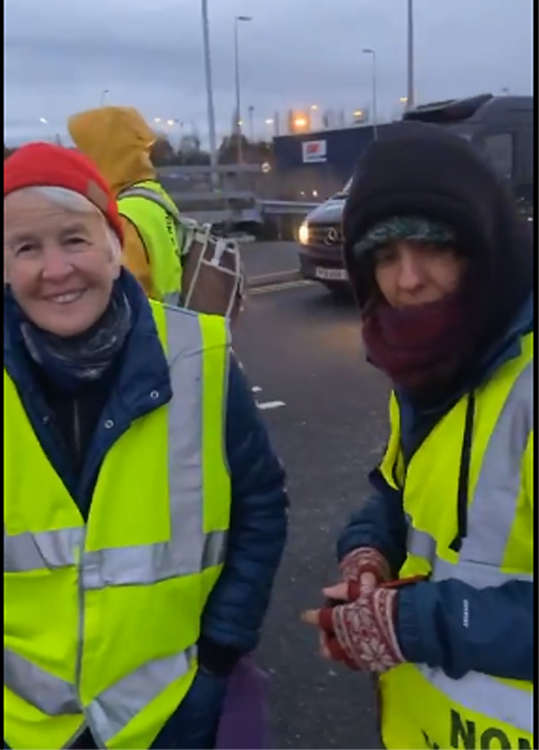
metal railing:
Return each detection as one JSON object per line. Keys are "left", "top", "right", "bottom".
{"left": 260, "top": 200, "right": 321, "bottom": 215}
{"left": 156, "top": 165, "right": 322, "bottom": 228}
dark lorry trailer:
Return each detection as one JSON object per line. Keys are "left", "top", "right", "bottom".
{"left": 280, "top": 94, "right": 534, "bottom": 293}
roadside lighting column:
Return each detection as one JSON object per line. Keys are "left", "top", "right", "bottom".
{"left": 407, "top": 0, "right": 415, "bottom": 109}
{"left": 362, "top": 48, "right": 378, "bottom": 141}
{"left": 234, "top": 15, "right": 252, "bottom": 165}
{"left": 201, "top": 0, "right": 219, "bottom": 189}
{"left": 248, "top": 105, "right": 255, "bottom": 142}
{"left": 100, "top": 89, "right": 110, "bottom": 106}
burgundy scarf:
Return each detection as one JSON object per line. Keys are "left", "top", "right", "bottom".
{"left": 361, "top": 292, "right": 476, "bottom": 395}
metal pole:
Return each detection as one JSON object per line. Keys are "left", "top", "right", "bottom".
{"left": 407, "top": 0, "right": 414, "bottom": 109}
{"left": 201, "top": 0, "right": 218, "bottom": 189}
{"left": 362, "top": 49, "right": 378, "bottom": 141}
{"left": 372, "top": 52, "right": 378, "bottom": 141}
{"left": 248, "top": 105, "right": 254, "bottom": 142}
{"left": 100, "top": 89, "right": 110, "bottom": 106}
{"left": 234, "top": 19, "right": 242, "bottom": 165}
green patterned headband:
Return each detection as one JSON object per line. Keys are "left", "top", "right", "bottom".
{"left": 353, "top": 215, "right": 456, "bottom": 259}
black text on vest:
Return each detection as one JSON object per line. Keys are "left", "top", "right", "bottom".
{"left": 449, "top": 709, "right": 531, "bottom": 749}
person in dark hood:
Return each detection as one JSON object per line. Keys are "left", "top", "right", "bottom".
{"left": 302, "top": 124, "right": 533, "bottom": 749}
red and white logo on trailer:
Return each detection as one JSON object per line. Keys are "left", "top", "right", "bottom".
{"left": 302, "top": 140, "right": 327, "bottom": 163}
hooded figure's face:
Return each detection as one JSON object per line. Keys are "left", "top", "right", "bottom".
{"left": 343, "top": 123, "right": 532, "bottom": 358}
{"left": 373, "top": 239, "right": 468, "bottom": 308}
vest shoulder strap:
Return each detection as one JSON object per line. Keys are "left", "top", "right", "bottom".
{"left": 118, "top": 185, "right": 181, "bottom": 224}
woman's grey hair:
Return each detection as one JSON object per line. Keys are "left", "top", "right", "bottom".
{"left": 24, "top": 186, "right": 122, "bottom": 261}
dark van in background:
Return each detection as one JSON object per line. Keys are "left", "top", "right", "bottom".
{"left": 293, "top": 94, "right": 533, "bottom": 293}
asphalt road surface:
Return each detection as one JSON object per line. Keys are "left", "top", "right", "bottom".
{"left": 232, "top": 275, "right": 392, "bottom": 749}
{"left": 241, "top": 240, "right": 300, "bottom": 282}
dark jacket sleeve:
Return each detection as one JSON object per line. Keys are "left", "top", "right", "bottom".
{"left": 198, "top": 355, "right": 288, "bottom": 674}
{"left": 337, "top": 468, "right": 407, "bottom": 576}
{"left": 398, "top": 578, "right": 533, "bottom": 681}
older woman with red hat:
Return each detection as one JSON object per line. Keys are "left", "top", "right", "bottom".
{"left": 3, "top": 143, "right": 288, "bottom": 750}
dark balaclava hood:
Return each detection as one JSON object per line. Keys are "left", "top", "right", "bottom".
{"left": 343, "top": 122, "right": 533, "bottom": 368}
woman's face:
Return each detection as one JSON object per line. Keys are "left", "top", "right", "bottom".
{"left": 4, "top": 189, "right": 121, "bottom": 337}
{"left": 373, "top": 240, "right": 467, "bottom": 308}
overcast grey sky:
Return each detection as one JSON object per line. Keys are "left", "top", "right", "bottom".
{"left": 4, "top": 0, "right": 533, "bottom": 147}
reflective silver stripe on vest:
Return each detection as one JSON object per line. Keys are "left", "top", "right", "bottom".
{"left": 163, "top": 291, "right": 180, "bottom": 307}
{"left": 404, "top": 361, "right": 532, "bottom": 586}
{"left": 4, "top": 649, "right": 80, "bottom": 715}
{"left": 4, "top": 527, "right": 84, "bottom": 572}
{"left": 417, "top": 664, "right": 533, "bottom": 733}
{"left": 165, "top": 308, "right": 227, "bottom": 576}
{"left": 81, "top": 529, "right": 227, "bottom": 589}
{"left": 85, "top": 646, "right": 196, "bottom": 745}
{"left": 405, "top": 513, "right": 437, "bottom": 561}
{"left": 458, "top": 361, "right": 532, "bottom": 567}
{"left": 431, "top": 556, "right": 533, "bottom": 586}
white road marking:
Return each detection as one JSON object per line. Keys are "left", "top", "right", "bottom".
{"left": 256, "top": 400, "right": 286, "bottom": 410}
{"left": 252, "top": 386, "right": 263, "bottom": 393}
{"left": 249, "top": 280, "right": 314, "bottom": 295}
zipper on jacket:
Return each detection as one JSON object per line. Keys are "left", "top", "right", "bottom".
{"left": 449, "top": 391, "right": 476, "bottom": 552}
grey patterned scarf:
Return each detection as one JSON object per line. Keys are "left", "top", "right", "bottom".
{"left": 20, "top": 285, "right": 132, "bottom": 393}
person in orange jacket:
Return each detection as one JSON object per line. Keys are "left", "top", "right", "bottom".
{"left": 69, "top": 106, "right": 183, "bottom": 302}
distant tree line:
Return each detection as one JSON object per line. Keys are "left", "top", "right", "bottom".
{"left": 151, "top": 133, "right": 274, "bottom": 168}
{"left": 5, "top": 136, "right": 275, "bottom": 169}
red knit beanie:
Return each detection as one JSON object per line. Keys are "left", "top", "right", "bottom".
{"left": 4, "top": 141, "right": 123, "bottom": 242}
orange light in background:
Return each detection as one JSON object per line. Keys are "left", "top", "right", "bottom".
{"left": 289, "top": 110, "right": 311, "bottom": 132}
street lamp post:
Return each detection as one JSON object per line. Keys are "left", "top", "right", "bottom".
{"left": 362, "top": 48, "right": 378, "bottom": 141}
{"left": 234, "top": 15, "right": 252, "bottom": 165}
{"left": 407, "top": 0, "right": 415, "bottom": 109}
{"left": 201, "top": 0, "right": 219, "bottom": 189}
{"left": 248, "top": 105, "right": 255, "bottom": 142}
{"left": 100, "top": 89, "right": 110, "bottom": 106}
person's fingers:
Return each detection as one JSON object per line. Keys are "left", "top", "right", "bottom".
{"left": 359, "top": 571, "right": 377, "bottom": 593}
{"left": 347, "top": 580, "right": 361, "bottom": 600}
{"left": 322, "top": 582, "right": 349, "bottom": 601}
{"left": 302, "top": 607, "right": 337, "bottom": 632}
{"left": 301, "top": 609, "right": 321, "bottom": 625}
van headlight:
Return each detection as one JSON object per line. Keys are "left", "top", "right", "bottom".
{"left": 299, "top": 222, "right": 309, "bottom": 245}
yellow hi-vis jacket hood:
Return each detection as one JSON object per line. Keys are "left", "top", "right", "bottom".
{"left": 68, "top": 107, "right": 157, "bottom": 196}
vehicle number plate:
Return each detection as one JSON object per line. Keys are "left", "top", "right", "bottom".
{"left": 315, "top": 267, "right": 348, "bottom": 281}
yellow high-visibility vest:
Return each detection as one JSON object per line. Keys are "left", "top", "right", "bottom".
{"left": 378, "top": 331, "right": 534, "bottom": 749}
{"left": 118, "top": 181, "right": 184, "bottom": 304}
{"left": 4, "top": 302, "right": 231, "bottom": 749}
